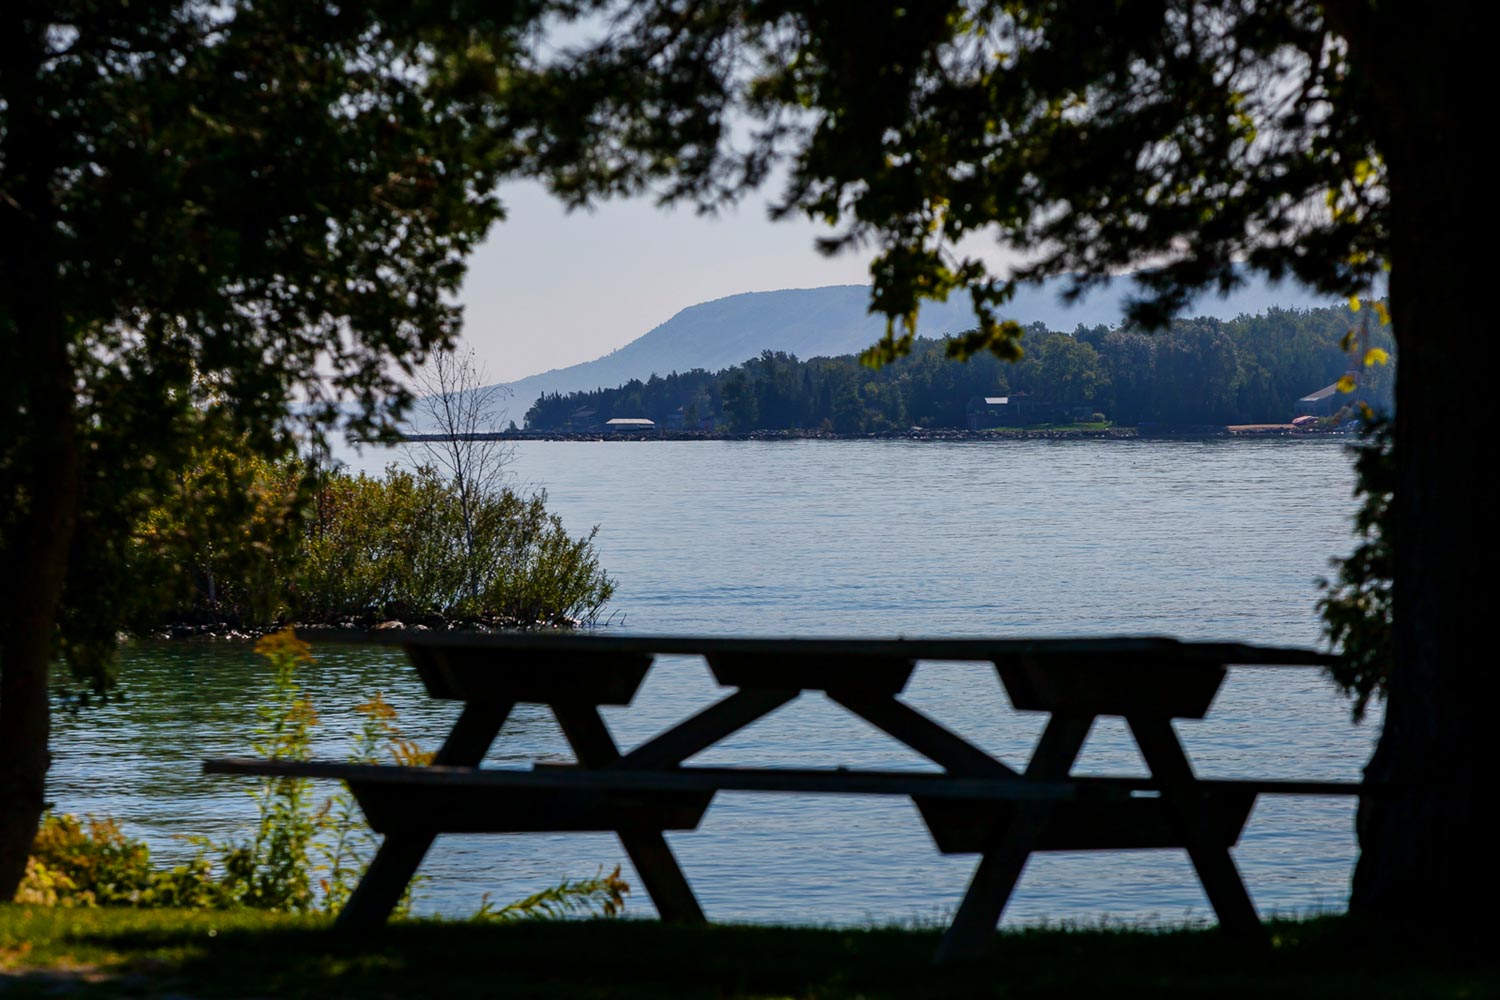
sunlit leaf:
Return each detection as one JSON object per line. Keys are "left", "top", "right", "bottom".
{"left": 1364, "top": 347, "right": 1390, "bottom": 367}
{"left": 1337, "top": 374, "right": 1359, "bottom": 393}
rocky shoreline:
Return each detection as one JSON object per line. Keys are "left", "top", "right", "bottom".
{"left": 136, "top": 613, "right": 590, "bottom": 644}
{"left": 407, "top": 424, "right": 1353, "bottom": 444}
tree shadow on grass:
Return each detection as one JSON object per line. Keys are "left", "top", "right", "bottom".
{"left": 33, "top": 915, "right": 1500, "bottom": 1000}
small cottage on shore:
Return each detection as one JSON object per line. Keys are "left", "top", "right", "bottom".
{"left": 1294, "top": 374, "right": 1364, "bottom": 418}
{"left": 966, "top": 393, "right": 1061, "bottom": 429}
{"left": 604, "top": 417, "right": 656, "bottom": 434}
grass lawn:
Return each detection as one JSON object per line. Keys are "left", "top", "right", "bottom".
{"left": 1, "top": 907, "right": 1494, "bottom": 998}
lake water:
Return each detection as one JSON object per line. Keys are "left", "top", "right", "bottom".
{"left": 49, "top": 437, "right": 1379, "bottom": 928}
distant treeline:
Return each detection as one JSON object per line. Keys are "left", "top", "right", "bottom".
{"left": 524, "top": 306, "right": 1395, "bottom": 432}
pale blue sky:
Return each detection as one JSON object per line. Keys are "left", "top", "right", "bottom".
{"left": 456, "top": 180, "right": 1026, "bottom": 383}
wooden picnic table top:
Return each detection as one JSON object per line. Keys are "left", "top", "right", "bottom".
{"left": 309, "top": 629, "right": 1334, "bottom": 716}
{"left": 315, "top": 628, "right": 1334, "bottom": 667}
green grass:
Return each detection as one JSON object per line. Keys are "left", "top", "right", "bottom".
{"left": 1, "top": 907, "right": 1494, "bottom": 998}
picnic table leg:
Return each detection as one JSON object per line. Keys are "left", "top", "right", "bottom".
{"left": 934, "top": 713, "right": 1093, "bottom": 964}
{"left": 336, "top": 701, "right": 513, "bottom": 931}
{"left": 335, "top": 834, "right": 438, "bottom": 931}
{"left": 552, "top": 703, "right": 707, "bottom": 924}
{"left": 934, "top": 806, "right": 1048, "bottom": 964}
{"left": 1127, "top": 717, "right": 1267, "bottom": 947}
{"left": 615, "top": 830, "right": 707, "bottom": 924}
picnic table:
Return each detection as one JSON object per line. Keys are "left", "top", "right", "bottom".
{"left": 205, "top": 633, "right": 1362, "bottom": 963}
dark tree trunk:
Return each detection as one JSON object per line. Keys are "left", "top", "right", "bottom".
{"left": 1347, "top": 6, "right": 1493, "bottom": 921}
{"left": 0, "top": 18, "right": 75, "bottom": 901}
{"left": 0, "top": 418, "right": 76, "bottom": 898}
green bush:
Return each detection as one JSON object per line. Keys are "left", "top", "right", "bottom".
{"left": 125, "top": 458, "right": 615, "bottom": 631}
{"left": 18, "top": 814, "right": 223, "bottom": 908}
{"left": 124, "top": 447, "right": 305, "bottom": 631}
{"left": 296, "top": 465, "right": 615, "bottom": 626}
{"left": 295, "top": 465, "right": 460, "bottom": 622}
{"left": 1317, "top": 416, "right": 1395, "bottom": 721}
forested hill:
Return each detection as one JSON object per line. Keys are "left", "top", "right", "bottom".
{"left": 524, "top": 306, "right": 1395, "bottom": 432}
{"left": 495, "top": 273, "right": 1341, "bottom": 420}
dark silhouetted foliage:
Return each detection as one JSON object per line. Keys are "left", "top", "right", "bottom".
{"left": 1318, "top": 418, "right": 1395, "bottom": 722}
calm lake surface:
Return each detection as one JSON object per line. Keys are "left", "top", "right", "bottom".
{"left": 50, "top": 437, "right": 1379, "bottom": 928}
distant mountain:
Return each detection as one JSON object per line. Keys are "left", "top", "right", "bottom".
{"left": 486, "top": 273, "right": 1343, "bottom": 422}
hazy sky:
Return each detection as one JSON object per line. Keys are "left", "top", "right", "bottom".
{"left": 456, "top": 180, "right": 1025, "bottom": 383}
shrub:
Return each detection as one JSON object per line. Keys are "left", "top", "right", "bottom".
{"left": 126, "top": 459, "right": 615, "bottom": 631}
{"left": 215, "top": 628, "right": 323, "bottom": 911}
{"left": 18, "top": 814, "right": 222, "bottom": 908}
{"left": 126, "top": 449, "right": 304, "bottom": 630}
{"left": 296, "top": 466, "right": 615, "bottom": 625}
{"left": 1317, "top": 416, "right": 1395, "bottom": 721}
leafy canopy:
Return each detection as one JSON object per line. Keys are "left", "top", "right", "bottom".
{"left": 2, "top": 1, "right": 553, "bottom": 686}
{"left": 3, "top": 1, "right": 548, "bottom": 436}
{"left": 512, "top": 1, "right": 1383, "bottom": 362}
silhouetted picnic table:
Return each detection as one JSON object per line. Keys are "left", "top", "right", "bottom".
{"left": 205, "top": 633, "right": 1360, "bottom": 963}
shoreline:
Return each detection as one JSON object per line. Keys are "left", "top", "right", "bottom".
{"left": 125, "top": 616, "right": 590, "bottom": 645}
{"left": 402, "top": 425, "right": 1355, "bottom": 444}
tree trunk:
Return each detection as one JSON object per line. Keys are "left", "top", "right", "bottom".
{"left": 0, "top": 315, "right": 76, "bottom": 902}
{"left": 0, "top": 427, "right": 76, "bottom": 897}
{"left": 1347, "top": 7, "right": 1493, "bottom": 922}
{"left": 0, "top": 17, "right": 75, "bottom": 901}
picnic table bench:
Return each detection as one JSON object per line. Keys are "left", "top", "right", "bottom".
{"left": 205, "top": 633, "right": 1362, "bottom": 963}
